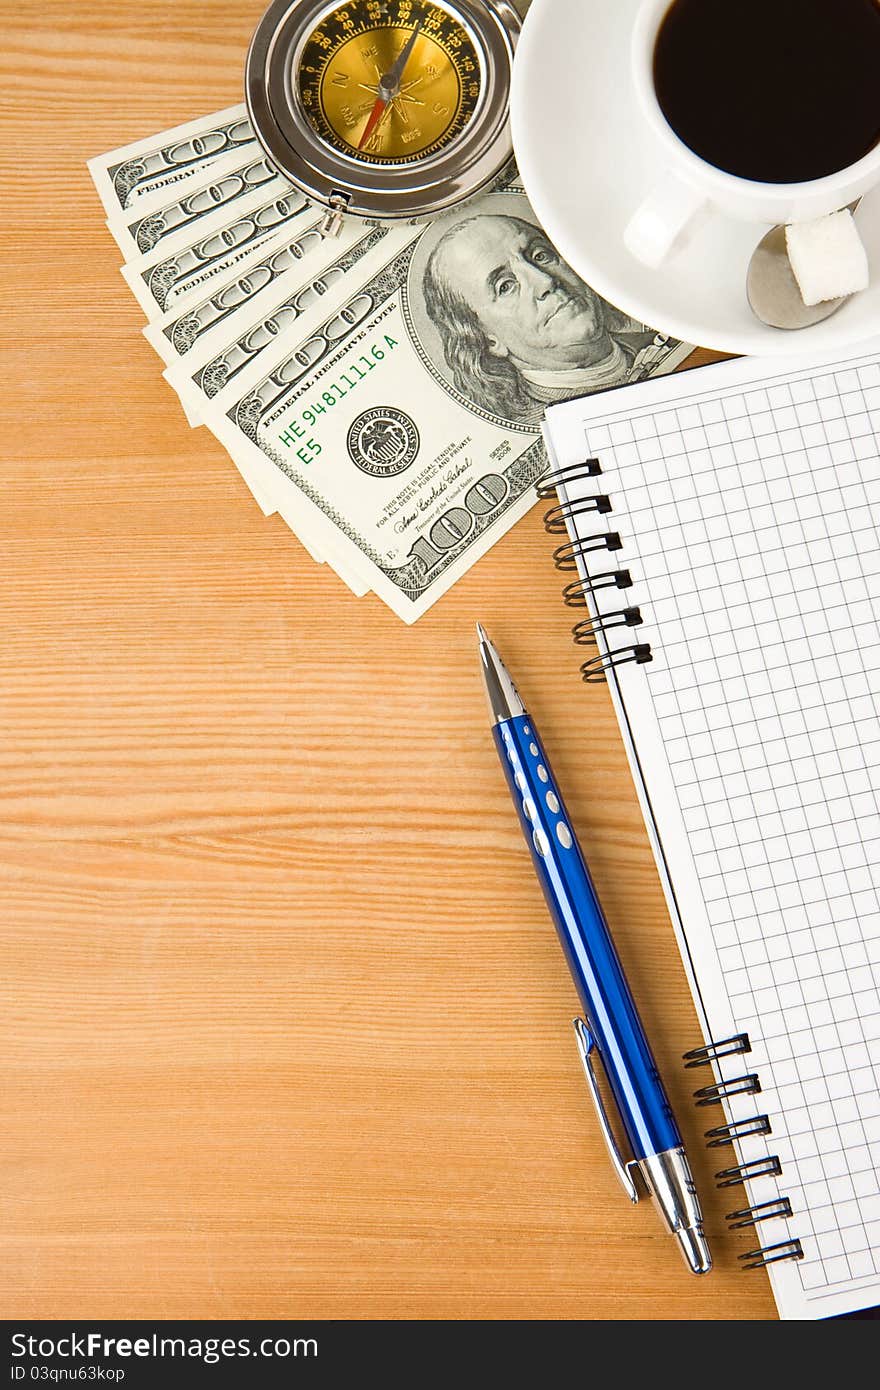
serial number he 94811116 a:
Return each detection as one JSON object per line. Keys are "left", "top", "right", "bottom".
{"left": 278, "top": 335, "right": 398, "bottom": 464}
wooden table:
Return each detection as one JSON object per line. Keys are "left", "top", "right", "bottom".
{"left": 2, "top": 0, "right": 777, "bottom": 1320}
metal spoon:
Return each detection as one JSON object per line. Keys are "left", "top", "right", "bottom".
{"left": 747, "top": 200, "right": 861, "bottom": 330}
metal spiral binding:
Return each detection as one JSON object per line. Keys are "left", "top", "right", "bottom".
{"left": 543, "top": 495, "right": 613, "bottom": 534}
{"left": 704, "top": 1114, "right": 772, "bottom": 1148}
{"left": 739, "top": 1239, "right": 804, "bottom": 1270}
{"left": 580, "top": 645, "right": 653, "bottom": 684}
{"left": 692, "top": 1073, "right": 761, "bottom": 1106}
{"left": 552, "top": 532, "right": 623, "bottom": 571}
{"left": 726, "top": 1198, "right": 793, "bottom": 1228}
{"left": 715, "top": 1154, "right": 782, "bottom": 1188}
{"left": 683, "top": 1034, "right": 803, "bottom": 1268}
{"left": 561, "top": 571, "right": 634, "bottom": 608}
{"left": 537, "top": 461, "right": 654, "bottom": 685}
{"left": 683, "top": 1034, "right": 751, "bottom": 1068}
{"left": 535, "top": 460, "right": 602, "bottom": 498}
{"left": 572, "top": 608, "right": 643, "bottom": 646}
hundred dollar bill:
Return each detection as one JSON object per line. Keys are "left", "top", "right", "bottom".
{"left": 89, "top": 121, "right": 371, "bottom": 588}
{"left": 154, "top": 214, "right": 341, "bottom": 433}
{"left": 198, "top": 186, "right": 694, "bottom": 621}
{"left": 143, "top": 218, "right": 333, "bottom": 368}
{"left": 180, "top": 225, "right": 394, "bottom": 587}
{"left": 122, "top": 225, "right": 355, "bottom": 572}
{"left": 162, "top": 218, "right": 376, "bottom": 526}
{"left": 145, "top": 212, "right": 383, "bottom": 586}
{"left": 147, "top": 213, "right": 382, "bottom": 570}
{"left": 141, "top": 216, "right": 331, "bottom": 435}
{"left": 106, "top": 147, "right": 282, "bottom": 261}
{"left": 166, "top": 224, "right": 389, "bottom": 422}
{"left": 165, "top": 224, "right": 393, "bottom": 585}
{"left": 88, "top": 105, "right": 255, "bottom": 219}
{"left": 151, "top": 168, "right": 525, "bottom": 388}
{"left": 121, "top": 183, "right": 311, "bottom": 320}
{"left": 132, "top": 207, "right": 383, "bottom": 586}
{"left": 112, "top": 198, "right": 368, "bottom": 581}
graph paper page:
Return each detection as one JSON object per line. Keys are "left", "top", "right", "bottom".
{"left": 545, "top": 346, "right": 880, "bottom": 1321}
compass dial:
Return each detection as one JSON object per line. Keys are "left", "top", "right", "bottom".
{"left": 297, "top": 2, "right": 482, "bottom": 164}
{"left": 247, "top": 0, "right": 518, "bottom": 220}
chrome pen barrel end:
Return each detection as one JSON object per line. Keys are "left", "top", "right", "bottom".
{"left": 675, "top": 1223, "right": 713, "bottom": 1276}
{"left": 635, "top": 1147, "right": 713, "bottom": 1275}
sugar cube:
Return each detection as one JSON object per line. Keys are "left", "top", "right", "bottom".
{"left": 785, "top": 210, "right": 869, "bottom": 307}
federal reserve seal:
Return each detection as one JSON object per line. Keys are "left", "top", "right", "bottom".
{"left": 346, "top": 407, "right": 420, "bottom": 477}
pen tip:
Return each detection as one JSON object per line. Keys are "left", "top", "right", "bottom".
{"left": 476, "top": 621, "right": 488, "bottom": 645}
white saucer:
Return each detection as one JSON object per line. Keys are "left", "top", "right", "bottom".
{"left": 511, "top": 0, "right": 880, "bottom": 356}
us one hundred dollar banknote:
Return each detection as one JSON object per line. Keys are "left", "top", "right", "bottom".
{"left": 195, "top": 184, "right": 693, "bottom": 622}
{"left": 164, "top": 220, "right": 384, "bottom": 556}
{"left": 165, "top": 225, "right": 389, "bottom": 420}
{"left": 121, "top": 179, "right": 308, "bottom": 320}
{"left": 148, "top": 215, "right": 356, "bottom": 430}
{"left": 106, "top": 147, "right": 282, "bottom": 262}
{"left": 107, "top": 182, "right": 364, "bottom": 574}
{"left": 142, "top": 218, "right": 338, "bottom": 367}
{"left": 88, "top": 105, "right": 255, "bottom": 219}
{"left": 89, "top": 116, "right": 372, "bottom": 590}
{"left": 149, "top": 216, "right": 390, "bottom": 584}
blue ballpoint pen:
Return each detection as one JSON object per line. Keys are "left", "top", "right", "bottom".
{"left": 477, "top": 624, "right": 711, "bottom": 1274}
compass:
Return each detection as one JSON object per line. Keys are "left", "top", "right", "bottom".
{"left": 245, "top": 0, "right": 520, "bottom": 229}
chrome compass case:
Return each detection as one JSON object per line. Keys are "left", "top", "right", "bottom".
{"left": 245, "top": 0, "right": 520, "bottom": 229}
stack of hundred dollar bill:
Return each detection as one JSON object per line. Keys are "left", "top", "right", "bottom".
{"left": 89, "top": 106, "right": 693, "bottom": 622}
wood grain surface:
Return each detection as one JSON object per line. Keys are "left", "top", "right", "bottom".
{"left": 1, "top": 0, "right": 777, "bottom": 1320}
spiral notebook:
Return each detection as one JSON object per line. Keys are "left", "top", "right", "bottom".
{"left": 542, "top": 345, "right": 880, "bottom": 1321}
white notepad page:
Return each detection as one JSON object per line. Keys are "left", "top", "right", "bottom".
{"left": 544, "top": 346, "right": 880, "bottom": 1321}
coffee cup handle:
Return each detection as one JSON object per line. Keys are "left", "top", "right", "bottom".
{"left": 624, "top": 175, "right": 707, "bottom": 269}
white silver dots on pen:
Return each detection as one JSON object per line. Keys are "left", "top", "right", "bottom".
{"left": 503, "top": 726, "right": 575, "bottom": 853}
{"left": 519, "top": 728, "right": 575, "bottom": 852}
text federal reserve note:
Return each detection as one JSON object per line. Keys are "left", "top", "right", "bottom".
{"left": 88, "top": 106, "right": 255, "bottom": 219}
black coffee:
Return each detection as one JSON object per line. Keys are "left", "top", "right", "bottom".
{"left": 653, "top": 0, "right": 880, "bottom": 183}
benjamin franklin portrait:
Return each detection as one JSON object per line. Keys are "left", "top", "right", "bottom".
{"left": 412, "top": 202, "right": 663, "bottom": 427}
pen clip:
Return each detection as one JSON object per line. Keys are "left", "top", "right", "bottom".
{"left": 573, "top": 1017, "right": 640, "bottom": 1204}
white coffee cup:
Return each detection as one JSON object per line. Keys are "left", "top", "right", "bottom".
{"left": 625, "top": 0, "right": 880, "bottom": 270}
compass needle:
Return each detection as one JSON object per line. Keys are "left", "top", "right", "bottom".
{"left": 357, "top": 94, "right": 390, "bottom": 150}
